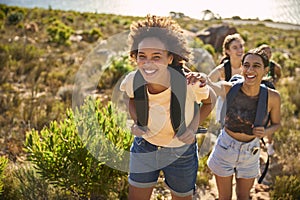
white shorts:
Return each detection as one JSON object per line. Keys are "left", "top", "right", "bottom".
{"left": 207, "top": 128, "right": 260, "bottom": 178}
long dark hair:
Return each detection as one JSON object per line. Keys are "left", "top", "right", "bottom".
{"left": 220, "top": 33, "right": 244, "bottom": 64}
{"left": 242, "top": 48, "right": 269, "bottom": 68}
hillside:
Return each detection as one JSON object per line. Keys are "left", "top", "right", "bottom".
{"left": 0, "top": 4, "right": 300, "bottom": 199}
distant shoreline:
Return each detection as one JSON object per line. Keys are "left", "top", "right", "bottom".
{"left": 1, "top": 1, "right": 300, "bottom": 28}
{"left": 223, "top": 19, "right": 300, "bottom": 31}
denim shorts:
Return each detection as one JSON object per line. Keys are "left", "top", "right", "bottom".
{"left": 129, "top": 137, "right": 198, "bottom": 197}
{"left": 207, "top": 128, "right": 260, "bottom": 179}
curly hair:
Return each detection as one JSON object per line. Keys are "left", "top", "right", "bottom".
{"left": 128, "top": 14, "right": 190, "bottom": 67}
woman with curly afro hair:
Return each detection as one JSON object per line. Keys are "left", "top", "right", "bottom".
{"left": 120, "top": 15, "right": 215, "bottom": 199}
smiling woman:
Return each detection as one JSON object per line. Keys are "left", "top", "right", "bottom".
{"left": 204, "top": 48, "right": 281, "bottom": 200}
{"left": 135, "top": 37, "right": 173, "bottom": 91}
{"left": 119, "top": 15, "right": 215, "bottom": 199}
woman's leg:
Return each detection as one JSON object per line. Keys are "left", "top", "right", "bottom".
{"left": 163, "top": 143, "right": 198, "bottom": 200}
{"left": 128, "top": 184, "right": 154, "bottom": 200}
{"left": 215, "top": 174, "right": 233, "bottom": 200}
{"left": 235, "top": 177, "right": 255, "bottom": 200}
{"left": 128, "top": 137, "right": 159, "bottom": 200}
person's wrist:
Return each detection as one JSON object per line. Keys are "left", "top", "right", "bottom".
{"left": 187, "top": 127, "right": 196, "bottom": 134}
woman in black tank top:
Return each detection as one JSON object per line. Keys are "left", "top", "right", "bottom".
{"left": 205, "top": 48, "right": 281, "bottom": 200}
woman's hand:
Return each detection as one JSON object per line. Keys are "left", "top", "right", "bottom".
{"left": 177, "top": 127, "right": 196, "bottom": 144}
{"left": 131, "top": 123, "right": 148, "bottom": 137}
{"left": 186, "top": 72, "right": 207, "bottom": 87}
{"left": 252, "top": 125, "right": 266, "bottom": 139}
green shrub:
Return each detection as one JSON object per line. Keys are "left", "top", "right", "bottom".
{"left": 239, "top": 31, "right": 249, "bottom": 43}
{"left": 112, "top": 17, "right": 120, "bottom": 24}
{"left": 189, "top": 37, "right": 204, "bottom": 49}
{"left": 98, "top": 54, "right": 134, "bottom": 89}
{"left": 232, "top": 16, "right": 241, "bottom": 20}
{"left": 196, "top": 154, "right": 212, "bottom": 187}
{"left": 0, "top": 4, "right": 10, "bottom": 16}
{"left": 203, "top": 44, "right": 216, "bottom": 57}
{"left": 0, "top": 10, "right": 5, "bottom": 20}
{"left": 284, "top": 59, "right": 298, "bottom": 77}
{"left": 0, "top": 156, "right": 8, "bottom": 194}
{"left": 188, "top": 38, "right": 215, "bottom": 57}
{"left": 6, "top": 43, "right": 42, "bottom": 63}
{"left": 89, "top": 27, "right": 102, "bottom": 38}
{"left": 270, "top": 175, "right": 300, "bottom": 200}
{"left": 272, "top": 51, "right": 287, "bottom": 68}
{"left": 7, "top": 12, "right": 23, "bottom": 25}
{"left": 82, "top": 28, "right": 103, "bottom": 43}
{"left": 1, "top": 162, "right": 73, "bottom": 200}
{"left": 25, "top": 98, "right": 133, "bottom": 199}
{"left": 47, "top": 19, "right": 74, "bottom": 45}
{"left": 0, "top": 44, "right": 9, "bottom": 70}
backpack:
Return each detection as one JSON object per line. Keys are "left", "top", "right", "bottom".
{"left": 269, "top": 61, "right": 275, "bottom": 79}
{"left": 220, "top": 81, "right": 268, "bottom": 128}
{"left": 133, "top": 66, "right": 199, "bottom": 136}
{"left": 220, "top": 79, "right": 270, "bottom": 184}
{"left": 223, "top": 60, "right": 232, "bottom": 81}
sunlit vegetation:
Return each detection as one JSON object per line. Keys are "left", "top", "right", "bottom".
{"left": 0, "top": 4, "right": 299, "bottom": 199}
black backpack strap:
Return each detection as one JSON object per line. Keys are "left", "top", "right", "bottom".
{"left": 133, "top": 70, "right": 148, "bottom": 131}
{"left": 224, "top": 60, "right": 232, "bottom": 81}
{"left": 169, "top": 66, "right": 187, "bottom": 137}
{"left": 261, "top": 80, "right": 276, "bottom": 90}
{"left": 258, "top": 138, "right": 270, "bottom": 184}
{"left": 269, "top": 61, "right": 275, "bottom": 78}
{"left": 133, "top": 67, "right": 188, "bottom": 135}
{"left": 254, "top": 84, "right": 269, "bottom": 184}
{"left": 254, "top": 85, "right": 268, "bottom": 127}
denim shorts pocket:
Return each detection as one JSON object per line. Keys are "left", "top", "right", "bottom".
{"left": 172, "top": 143, "right": 196, "bottom": 159}
{"left": 135, "top": 137, "right": 145, "bottom": 146}
{"left": 131, "top": 137, "right": 146, "bottom": 153}
{"left": 247, "top": 140, "right": 260, "bottom": 156}
{"left": 216, "top": 137, "right": 231, "bottom": 150}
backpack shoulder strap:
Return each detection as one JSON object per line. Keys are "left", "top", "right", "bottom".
{"left": 133, "top": 70, "right": 148, "bottom": 131}
{"left": 269, "top": 61, "right": 275, "bottom": 78}
{"left": 220, "top": 82, "right": 269, "bottom": 127}
{"left": 224, "top": 60, "right": 232, "bottom": 81}
{"left": 133, "top": 67, "right": 189, "bottom": 135}
{"left": 254, "top": 84, "right": 269, "bottom": 127}
{"left": 219, "top": 82, "right": 242, "bottom": 126}
{"left": 169, "top": 66, "right": 187, "bottom": 136}
{"left": 256, "top": 84, "right": 270, "bottom": 184}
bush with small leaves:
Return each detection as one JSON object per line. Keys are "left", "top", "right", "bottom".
{"left": 47, "top": 19, "right": 74, "bottom": 45}
{"left": 0, "top": 156, "right": 8, "bottom": 195}
{"left": 98, "top": 54, "right": 134, "bottom": 89}
{"left": 270, "top": 175, "right": 300, "bottom": 200}
{"left": 7, "top": 12, "right": 23, "bottom": 25}
{"left": 82, "top": 28, "right": 103, "bottom": 43}
{"left": 1, "top": 162, "right": 74, "bottom": 200}
{"left": 25, "top": 98, "right": 133, "bottom": 199}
